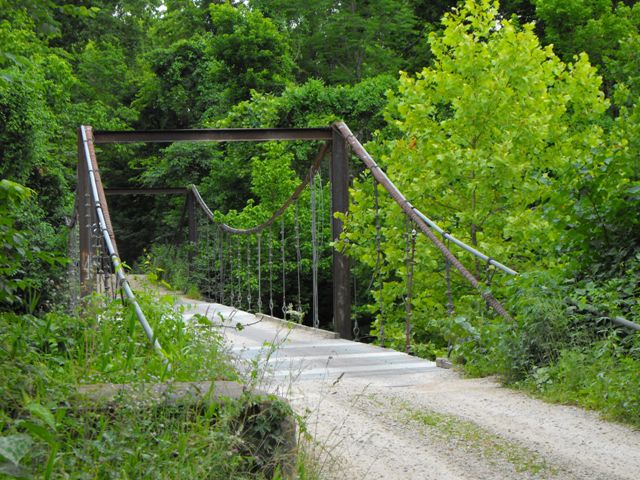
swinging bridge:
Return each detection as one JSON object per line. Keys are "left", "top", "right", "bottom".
{"left": 70, "top": 122, "right": 518, "bottom": 371}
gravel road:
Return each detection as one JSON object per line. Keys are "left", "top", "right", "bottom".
{"left": 281, "top": 368, "right": 640, "bottom": 479}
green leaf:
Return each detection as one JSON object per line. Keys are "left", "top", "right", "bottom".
{"left": 0, "top": 434, "right": 32, "bottom": 466}
{"left": 21, "top": 422, "right": 55, "bottom": 446}
{"left": 0, "top": 461, "right": 32, "bottom": 479}
{"left": 26, "top": 403, "right": 56, "bottom": 431}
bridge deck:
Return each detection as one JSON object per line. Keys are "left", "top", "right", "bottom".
{"left": 178, "top": 298, "right": 437, "bottom": 382}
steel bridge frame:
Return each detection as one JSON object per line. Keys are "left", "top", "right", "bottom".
{"left": 78, "top": 126, "right": 352, "bottom": 339}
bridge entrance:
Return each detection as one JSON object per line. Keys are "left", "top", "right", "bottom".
{"left": 74, "top": 122, "right": 514, "bottom": 360}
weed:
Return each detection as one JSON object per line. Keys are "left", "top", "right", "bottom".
{"left": 0, "top": 286, "right": 305, "bottom": 479}
{"left": 523, "top": 334, "right": 640, "bottom": 427}
{"left": 397, "top": 402, "right": 554, "bottom": 477}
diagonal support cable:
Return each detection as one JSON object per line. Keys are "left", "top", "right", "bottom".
{"left": 333, "top": 121, "right": 514, "bottom": 322}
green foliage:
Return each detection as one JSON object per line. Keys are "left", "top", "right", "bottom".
{"left": 74, "top": 40, "right": 139, "bottom": 122}
{"left": 250, "top": 0, "right": 424, "bottom": 83}
{"left": 136, "top": 4, "right": 293, "bottom": 129}
{"left": 0, "top": 180, "right": 65, "bottom": 310}
{"left": 527, "top": 334, "right": 640, "bottom": 426}
{"left": 218, "top": 75, "right": 398, "bottom": 136}
{"left": 533, "top": 1, "right": 640, "bottom": 83}
{"left": 206, "top": 3, "right": 293, "bottom": 99}
{"left": 135, "top": 36, "right": 214, "bottom": 129}
{"left": 0, "top": 63, "right": 68, "bottom": 219}
{"left": 457, "top": 269, "right": 574, "bottom": 381}
{"left": 342, "top": 0, "right": 608, "bottom": 349}
{"left": 0, "top": 180, "right": 34, "bottom": 305}
{"left": 1, "top": 0, "right": 640, "bottom": 434}
{"left": 0, "top": 291, "right": 301, "bottom": 478}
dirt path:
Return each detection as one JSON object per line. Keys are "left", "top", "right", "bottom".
{"left": 284, "top": 370, "right": 640, "bottom": 480}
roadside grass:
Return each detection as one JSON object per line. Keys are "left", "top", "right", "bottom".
{"left": 455, "top": 313, "right": 640, "bottom": 429}
{"left": 519, "top": 339, "right": 640, "bottom": 428}
{"left": 449, "top": 269, "right": 640, "bottom": 430}
{"left": 0, "top": 287, "right": 306, "bottom": 479}
{"left": 394, "top": 400, "right": 555, "bottom": 478}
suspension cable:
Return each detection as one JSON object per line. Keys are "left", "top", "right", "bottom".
{"left": 219, "top": 228, "right": 225, "bottom": 304}
{"left": 229, "top": 235, "right": 236, "bottom": 307}
{"left": 294, "top": 202, "right": 302, "bottom": 313}
{"left": 405, "top": 219, "right": 416, "bottom": 354}
{"left": 268, "top": 228, "right": 274, "bottom": 317}
{"left": 317, "top": 170, "right": 325, "bottom": 245}
{"left": 257, "top": 233, "right": 262, "bottom": 313}
{"left": 189, "top": 142, "right": 330, "bottom": 235}
{"left": 311, "top": 173, "right": 320, "bottom": 329}
{"left": 444, "top": 234, "right": 455, "bottom": 317}
{"left": 237, "top": 240, "right": 242, "bottom": 309}
{"left": 374, "top": 178, "right": 385, "bottom": 347}
{"left": 204, "top": 213, "right": 211, "bottom": 300}
{"left": 281, "top": 217, "right": 287, "bottom": 319}
{"left": 246, "top": 238, "right": 252, "bottom": 311}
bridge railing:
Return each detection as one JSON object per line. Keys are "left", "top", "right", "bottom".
{"left": 332, "top": 121, "right": 514, "bottom": 322}
{"left": 74, "top": 122, "right": 639, "bottom": 355}
{"left": 75, "top": 125, "right": 169, "bottom": 364}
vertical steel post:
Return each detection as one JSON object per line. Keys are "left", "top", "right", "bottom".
{"left": 78, "top": 128, "right": 91, "bottom": 296}
{"left": 331, "top": 127, "right": 352, "bottom": 339}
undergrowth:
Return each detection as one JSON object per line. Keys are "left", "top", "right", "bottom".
{"left": 0, "top": 289, "right": 305, "bottom": 478}
{"left": 450, "top": 267, "right": 640, "bottom": 428}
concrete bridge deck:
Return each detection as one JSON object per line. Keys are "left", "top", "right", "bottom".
{"left": 178, "top": 298, "right": 438, "bottom": 383}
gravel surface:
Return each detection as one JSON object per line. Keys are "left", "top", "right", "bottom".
{"left": 280, "top": 370, "right": 640, "bottom": 479}
{"left": 144, "top": 282, "right": 640, "bottom": 480}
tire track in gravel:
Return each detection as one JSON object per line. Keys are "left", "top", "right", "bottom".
{"left": 285, "top": 371, "right": 640, "bottom": 480}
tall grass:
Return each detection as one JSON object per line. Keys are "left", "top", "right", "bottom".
{"left": 0, "top": 288, "right": 303, "bottom": 478}
{"left": 453, "top": 269, "right": 640, "bottom": 428}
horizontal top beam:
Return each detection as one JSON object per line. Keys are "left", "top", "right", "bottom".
{"left": 93, "top": 128, "right": 333, "bottom": 144}
{"left": 105, "top": 188, "right": 189, "bottom": 196}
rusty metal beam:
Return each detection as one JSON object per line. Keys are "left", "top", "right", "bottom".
{"left": 84, "top": 126, "right": 119, "bottom": 257}
{"left": 93, "top": 128, "right": 333, "bottom": 144}
{"left": 105, "top": 188, "right": 189, "bottom": 196}
{"left": 331, "top": 127, "right": 352, "bottom": 340}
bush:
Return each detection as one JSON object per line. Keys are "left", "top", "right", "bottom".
{"left": 0, "top": 292, "right": 260, "bottom": 478}
{"left": 528, "top": 334, "right": 640, "bottom": 426}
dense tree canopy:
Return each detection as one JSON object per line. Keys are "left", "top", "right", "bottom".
{"left": 1, "top": 0, "right": 639, "bottom": 424}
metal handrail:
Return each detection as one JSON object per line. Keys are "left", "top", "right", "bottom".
{"left": 80, "top": 125, "right": 169, "bottom": 366}
{"left": 413, "top": 209, "right": 517, "bottom": 275}
{"left": 333, "top": 122, "right": 516, "bottom": 276}
{"left": 566, "top": 298, "right": 640, "bottom": 332}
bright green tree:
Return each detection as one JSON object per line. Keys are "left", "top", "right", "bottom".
{"left": 342, "top": 0, "right": 608, "bottom": 348}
